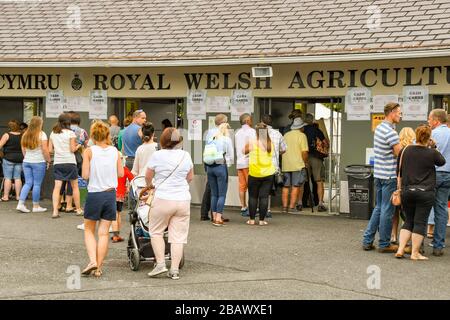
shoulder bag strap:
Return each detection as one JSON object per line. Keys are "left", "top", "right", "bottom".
{"left": 145, "top": 152, "right": 187, "bottom": 206}
{"left": 154, "top": 152, "right": 187, "bottom": 190}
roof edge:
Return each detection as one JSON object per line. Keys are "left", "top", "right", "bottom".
{"left": 0, "top": 49, "right": 449, "bottom": 68}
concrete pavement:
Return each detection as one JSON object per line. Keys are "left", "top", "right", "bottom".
{"left": 0, "top": 200, "right": 449, "bottom": 300}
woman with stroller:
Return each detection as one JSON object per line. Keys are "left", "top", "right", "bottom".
{"left": 16, "top": 116, "right": 51, "bottom": 213}
{"left": 81, "top": 121, "right": 123, "bottom": 277}
{"left": 395, "top": 125, "right": 446, "bottom": 261}
{"left": 145, "top": 127, "right": 193, "bottom": 280}
{"left": 0, "top": 120, "right": 24, "bottom": 201}
{"left": 49, "top": 113, "right": 83, "bottom": 218}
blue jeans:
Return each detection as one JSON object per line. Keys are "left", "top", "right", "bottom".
{"left": 363, "top": 178, "right": 397, "bottom": 248}
{"left": 19, "top": 162, "right": 46, "bottom": 203}
{"left": 207, "top": 164, "right": 228, "bottom": 214}
{"left": 428, "top": 207, "right": 435, "bottom": 225}
{"left": 431, "top": 172, "right": 450, "bottom": 249}
{"left": 2, "top": 159, "right": 23, "bottom": 179}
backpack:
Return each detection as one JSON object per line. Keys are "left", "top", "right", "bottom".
{"left": 203, "top": 138, "right": 224, "bottom": 165}
{"left": 315, "top": 136, "right": 329, "bottom": 159}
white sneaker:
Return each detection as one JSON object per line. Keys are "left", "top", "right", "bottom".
{"left": 148, "top": 263, "right": 168, "bottom": 277}
{"left": 77, "top": 223, "right": 85, "bottom": 230}
{"left": 109, "top": 226, "right": 113, "bottom": 233}
{"left": 32, "top": 207, "right": 47, "bottom": 213}
{"left": 16, "top": 204, "right": 30, "bottom": 213}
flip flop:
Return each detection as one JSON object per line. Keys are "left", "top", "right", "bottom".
{"left": 0, "top": 198, "right": 10, "bottom": 202}
{"left": 411, "top": 255, "right": 429, "bottom": 261}
{"left": 51, "top": 214, "right": 60, "bottom": 219}
{"left": 82, "top": 263, "right": 98, "bottom": 276}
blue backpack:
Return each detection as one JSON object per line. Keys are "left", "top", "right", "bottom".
{"left": 203, "top": 138, "right": 224, "bottom": 165}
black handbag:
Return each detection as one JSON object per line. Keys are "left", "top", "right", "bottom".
{"left": 274, "top": 171, "right": 284, "bottom": 187}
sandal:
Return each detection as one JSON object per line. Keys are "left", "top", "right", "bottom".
{"left": 65, "top": 208, "right": 75, "bottom": 213}
{"left": 51, "top": 214, "right": 60, "bottom": 219}
{"left": 259, "top": 221, "right": 269, "bottom": 226}
{"left": 75, "top": 209, "right": 84, "bottom": 216}
{"left": 427, "top": 233, "right": 434, "bottom": 239}
{"left": 246, "top": 220, "right": 256, "bottom": 225}
{"left": 411, "top": 254, "right": 429, "bottom": 261}
{"left": 93, "top": 269, "right": 103, "bottom": 278}
{"left": 394, "top": 252, "right": 404, "bottom": 259}
{"left": 0, "top": 198, "right": 9, "bottom": 202}
{"left": 81, "top": 262, "right": 97, "bottom": 276}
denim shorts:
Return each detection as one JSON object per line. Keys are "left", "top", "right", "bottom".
{"left": 53, "top": 164, "right": 78, "bottom": 181}
{"left": 283, "top": 169, "right": 307, "bottom": 187}
{"left": 2, "top": 159, "right": 23, "bottom": 179}
{"left": 84, "top": 190, "right": 116, "bottom": 221}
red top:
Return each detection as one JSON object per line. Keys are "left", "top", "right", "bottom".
{"left": 117, "top": 166, "right": 134, "bottom": 201}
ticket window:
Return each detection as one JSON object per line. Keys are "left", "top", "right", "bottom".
{"left": 124, "top": 99, "right": 178, "bottom": 141}
{"left": 0, "top": 98, "right": 41, "bottom": 135}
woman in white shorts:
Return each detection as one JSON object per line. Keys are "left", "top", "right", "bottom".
{"left": 145, "top": 127, "right": 193, "bottom": 280}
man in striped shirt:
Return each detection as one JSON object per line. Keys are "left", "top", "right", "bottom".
{"left": 362, "top": 103, "right": 402, "bottom": 253}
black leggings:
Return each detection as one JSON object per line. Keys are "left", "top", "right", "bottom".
{"left": 401, "top": 189, "right": 435, "bottom": 236}
{"left": 248, "top": 175, "right": 274, "bottom": 221}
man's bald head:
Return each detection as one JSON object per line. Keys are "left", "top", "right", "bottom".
{"left": 109, "top": 115, "right": 119, "bottom": 126}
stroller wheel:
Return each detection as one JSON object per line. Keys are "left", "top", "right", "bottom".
{"left": 129, "top": 248, "right": 140, "bottom": 271}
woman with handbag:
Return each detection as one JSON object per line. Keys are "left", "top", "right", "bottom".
{"left": 145, "top": 127, "right": 193, "bottom": 280}
{"left": 244, "top": 123, "right": 276, "bottom": 226}
{"left": 395, "top": 125, "right": 445, "bottom": 261}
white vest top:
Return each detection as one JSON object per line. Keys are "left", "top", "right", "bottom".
{"left": 88, "top": 145, "right": 118, "bottom": 192}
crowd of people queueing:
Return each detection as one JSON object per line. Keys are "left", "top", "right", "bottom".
{"left": 200, "top": 111, "right": 329, "bottom": 227}
{"left": 362, "top": 104, "right": 450, "bottom": 261}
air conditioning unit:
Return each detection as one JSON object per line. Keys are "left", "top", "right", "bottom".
{"left": 252, "top": 66, "right": 273, "bottom": 78}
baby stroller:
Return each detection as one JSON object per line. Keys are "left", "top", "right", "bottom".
{"left": 127, "top": 176, "right": 185, "bottom": 271}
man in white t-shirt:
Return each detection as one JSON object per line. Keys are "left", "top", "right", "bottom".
{"left": 234, "top": 113, "right": 256, "bottom": 217}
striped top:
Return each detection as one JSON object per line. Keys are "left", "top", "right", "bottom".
{"left": 374, "top": 121, "right": 400, "bottom": 179}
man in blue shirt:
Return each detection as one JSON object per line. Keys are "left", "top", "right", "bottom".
{"left": 362, "top": 103, "right": 402, "bottom": 253}
{"left": 122, "top": 109, "right": 147, "bottom": 170}
{"left": 428, "top": 109, "right": 450, "bottom": 256}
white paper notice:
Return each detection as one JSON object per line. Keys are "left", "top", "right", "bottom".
{"left": 345, "top": 87, "right": 371, "bottom": 120}
{"left": 206, "top": 96, "right": 230, "bottom": 113}
{"left": 89, "top": 90, "right": 108, "bottom": 119}
{"left": 402, "top": 86, "right": 428, "bottom": 121}
{"left": 46, "top": 90, "right": 64, "bottom": 118}
{"left": 188, "top": 118, "right": 202, "bottom": 141}
{"left": 230, "top": 90, "right": 253, "bottom": 120}
{"left": 187, "top": 90, "right": 207, "bottom": 120}
{"left": 372, "top": 95, "right": 399, "bottom": 113}
{"left": 65, "top": 96, "right": 90, "bottom": 113}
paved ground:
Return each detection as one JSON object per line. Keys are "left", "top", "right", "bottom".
{"left": 0, "top": 200, "right": 449, "bottom": 300}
